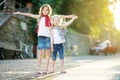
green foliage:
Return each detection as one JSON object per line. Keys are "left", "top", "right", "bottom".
{"left": 32, "top": 0, "right": 63, "bottom": 14}
{"left": 27, "top": 19, "right": 37, "bottom": 45}
{"left": 28, "top": 0, "right": 118, "bottom": 44}
{"left": 59, "top": 0, "right": 114, "bottom": 38}
{"left": 68, "top": 27, "right": 79, "bottom": 34}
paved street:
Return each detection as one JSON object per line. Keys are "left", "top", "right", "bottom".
{"left": 0, "top": 56, "right": 87, "bottom": 80}
{"left": 0, "top": 54, "right": 120, "bottom": 80}
{"left": 43, "top": 54, "right": 120, "bottom": 80}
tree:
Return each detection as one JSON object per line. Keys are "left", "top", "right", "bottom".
{"left": 59, "top": 0, "right": 114, "bottom": 38}
{"left": 32, "top": 0, "right": 63, "bottom": 14}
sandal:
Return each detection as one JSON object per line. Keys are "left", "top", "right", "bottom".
{"left": 43, "top": 69, "right": 48, "bottom": 74}
{"left": 37, "top": 71, "right": 43, "bottom": 75}
{"left": 43, "top": 71, "right": 48, "bottom": 74}
{"left": 61, "top": 71, "right": 66, "bottom": 74}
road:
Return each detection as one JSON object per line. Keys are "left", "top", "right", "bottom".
{"left": 34, "top": 54, "right": 120, "bottom": 80}
{"left": 0, "top": 54, "right": 120, "bottom": 80}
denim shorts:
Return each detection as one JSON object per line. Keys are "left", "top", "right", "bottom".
{"left": 52, "top": 44, "right": 64, "bottom": 60}
{"left": 37, "top": 36, "right": 50, "bottom": 49}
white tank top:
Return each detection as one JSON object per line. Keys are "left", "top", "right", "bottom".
{"left": 53, "top": 26, "right": 65, "bottom": 44}
{"left": 38, "top": 17, "right": 50, "bottom": 37}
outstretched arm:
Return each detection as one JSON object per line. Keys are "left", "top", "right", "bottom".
{"left": 60, "top": 14, "right": 75, "bottom": 19}
{"left": 13, "top": 11, "right": 39, "bottom": 19}
{"left": 63, "top": 15, "right": 78, "bottom": 28}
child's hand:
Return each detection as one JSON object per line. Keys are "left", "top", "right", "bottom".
{"left": 13, "top": 11, "right": 20, "bottom": 15}
{"left": 74, "top": 15, "right": 78, "bottom": 19}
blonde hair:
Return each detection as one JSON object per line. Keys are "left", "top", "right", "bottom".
{"left": 38, "top": 4, "right": 52, "bottom": 17}
{"left": 52, "top": 15, "right": 64, "bottom": 27}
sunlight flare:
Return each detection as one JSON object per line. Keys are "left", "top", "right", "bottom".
{"left": 109, "top": 1, "right": 120, "bottom": 30}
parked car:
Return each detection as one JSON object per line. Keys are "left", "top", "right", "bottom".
{"left": 90, "top": 40, "right": 117, "bottom": 55}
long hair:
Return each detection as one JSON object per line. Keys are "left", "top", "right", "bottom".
{"left": 38, "top": 4, "right": 52, "bottom": 17}
{"left": 37, "top": 4, "right": 52, "bottom": 23}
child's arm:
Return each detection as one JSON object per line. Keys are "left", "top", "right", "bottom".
{"left": 63, "top": 15, "right": 78, "bottom": 28}
{"left": 13, "top": 11, "right": 39, "bottom": 19}
{"left": 60, "top": 14, "right": 75, "bottom": 18}
{"left": 50, "top": 27, "right": 54, "bottom": 52}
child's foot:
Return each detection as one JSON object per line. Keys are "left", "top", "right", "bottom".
{"left": 60, "top": 71, "right": 66, "bottom": 74}
{"left": 37, "top": 71, "right": 43, "bottom": 75}
{"left": 43, "top": 71, "right": 48, "bottom": 74}
{"left": 43, "top": 69, "right": 48, "bottom": 74}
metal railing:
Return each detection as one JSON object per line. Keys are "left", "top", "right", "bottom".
{"left": 15, "top": 1, "right": 25, "bottom": 11}
{"left": 0, "top": 0, "right": 25, "bottom": 13}
{"left": 0, "top": 0, "right": 26, "bottom": 27}
{"left": 0, "top": 0, "right": 6, "bottom": 6}
{"left": 0, "top": 0, "right": 6, "bottom": 12}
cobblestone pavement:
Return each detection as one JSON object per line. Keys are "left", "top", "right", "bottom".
{"left": 0, "top": 54, "right": 120, "bottom": 80}
{"left": 0, "top": 56, "right": 87, "bottom": 80}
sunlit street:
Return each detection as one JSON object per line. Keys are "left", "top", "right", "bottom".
{"left": 1, "top": 0, "right": 120, "bottom": 80}
{"left": 44, "top": 55, "right": 120, "bottom": 80}
{"left": 0, "top": 54, "right": 120, "bottom": 80}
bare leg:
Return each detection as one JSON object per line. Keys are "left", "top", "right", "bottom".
{"left": 60, "top": 60, "right": 64, "bottom": 71}
{"left": 60, "top": 59, "right": 66, "bottom": 73}
{"left": 45, "top": 49, "right": 51, "bottom": 72}
{"left": 51, "top": 60, "right": 55, "bottom": 72}
{"left": 38, "top": 49, "right": 43, "bottom": 73}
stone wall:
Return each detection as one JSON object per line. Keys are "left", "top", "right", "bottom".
{"left": 64, "top": 32, "right": 91, "bottom": 56}
{"left": 0, "top": 16, "right": 33, "bottom": 58}
{"left": 0, "top": 17, "right": 27, "bottom": 48}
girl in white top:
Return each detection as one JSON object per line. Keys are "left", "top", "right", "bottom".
{"left": 14, "top": 4, "right": 53, "bottom": 74}
{"left": 51, "top": 14, "right": 78, "bottom": 73}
